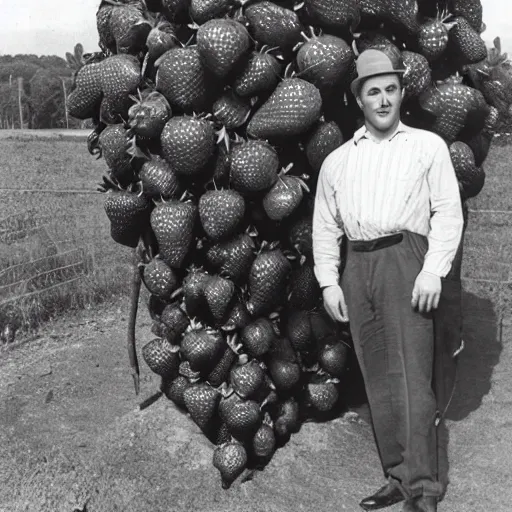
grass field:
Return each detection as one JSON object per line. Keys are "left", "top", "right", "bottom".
{"left": 0, "top": 133, "right": 133, "bottom": 333}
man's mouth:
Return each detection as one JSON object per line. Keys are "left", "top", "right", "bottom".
{"left": 377, "top": 110, "right": 390, "bottom": 116}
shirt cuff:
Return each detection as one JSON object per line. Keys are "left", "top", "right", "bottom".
{"left": 421, "top": 260, "right": 449, "bottom": 278}
{"left": 314, "top": 264, "right": 340, "bottom": 288}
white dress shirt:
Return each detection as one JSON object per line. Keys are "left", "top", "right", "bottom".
{"left": 313, "top": 121, "right": 464, "bottom": 288}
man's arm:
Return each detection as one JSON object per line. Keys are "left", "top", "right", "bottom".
{"left": 422, "top": 140, "right": 464, "bottom": 278}
{"left": 313, "top": 154, "right": 349, "bottom": 322}
{"left": 312, "top": 155, "right": 345, "bottom": 287}
{"left": 412, "top": 139, "right": 464, "bottom": 313}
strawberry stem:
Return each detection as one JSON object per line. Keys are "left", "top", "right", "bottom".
{"left": 128, "top": 246, "right": 142, "bottom": 396}
{"left": 170, "top": 287, "right": 183, "bottom": 300}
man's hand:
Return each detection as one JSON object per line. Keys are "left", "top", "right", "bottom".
{"left": 322, "top": 285, "right": 349, "bottom": 323}
{"left": 411, "top": 271, "right": 442, "bottom": 313}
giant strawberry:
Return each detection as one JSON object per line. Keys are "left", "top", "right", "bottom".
{"left": 288, "top": 262, "right": 321, "bottom": 310}
{"left": 359, "top": 0, "right": 420, "bottom": 35}
{"left": 449, "top": 141, "right": 485, "bottom": 199}
{"left": 233, "top": 47, "right": 282, "bottom": 98}
{"left": 181, "top": 326, "right": 225, "bottom": 374}
{"left": 160, "top": 302, "right": 190, "bottom": 344}
{"left": 213, "top": 441, "right": 248, "bottom": 489}
{"left": 219, "top": 391, "right": 262, "bottom": 441}
{"left": 128, "top": 90, "right": 171, "bottom": 139}
{"left": 229, "top": 140, "right": 280, "bottom": 195}
{"left": 247, "top": 247, "right": 292, "bottom": 316}
{"left": 240, "top": 318, "right": 276, "bottom": 358}
{"left": 139, "top": 156, "right": 180, "bottom": 200}
{"left": 247, "top": 78, "right": 322, "bottom": 139}
{"left": 296, "top": 30, "right": 353, "bottom": 94}
{"left": 448, "top": 0, "right": 483, "bottom": 32}
{"left": 263, "top": 170, "right": 309, "bottom": 222}
{"left": 305, "top": 120, "right": 344, "bottom": 174}
{"left": 191, "top": 0, "right": 232, "bottom": 24}
{"left": 142, "top": 338, "right": 180, "bottom": 380}
{"left": 419, "top": 76, "right": 489, "bottom": 143}
{"left": 300, "top": 0, "right": 360, "bottom": 33}
{"left": 212, "top": 91, "right": 252, "bottom": 130}
{"left": 156, "top": 47, "right": 217, "bottom": 113}
{"left": 304, "top": 375, "right": 339, "bottom": 412}
{"left": 104, "top": 189, "right": 151, "bottom": 248}
{"left": 206, "top": 233, "right": 255, "bottom": 284}
{"left": 184, "top": 383, "right": 221, "bottom": 432}
{"left": 146, "top": 19, "right": 178, "bottom": 61}
{"left": 204, "top": 276, "right": 236, "bottom": 326}
{"left": 196, "top": 19, "right": 251, "bottom": 78}
{"left": 449, "top": 16, "right": 487, "bottom": 65}
{"left": 142, "top": 257, "right": 180, "bottom": 301}
{"left": 199, "top": 189, "right": 245, "bottom": 242}
{"left": 402, "top": 50, "right": 431, "bottom": 99}
{"left": 96, "top": 0, "right": 152, "bottom": 55}
{"left": 150, "top": 199, "right": 197, "bottom": 268}
{"left": 183, "top": 267, "right": 211, "bottom": 320}
{"left": 318, "top": 336, "right": 349, "bottom": 378}
{"left": 244, "top": 2, "right": 303, "bottom": 52}
{"left": 67, "top": 58, "right": 103, "bottom": 120}
{"left": 285, "top": 310, "right": 314, "bottom": 353}
{"left": 418, "top": 18, "right": 451, "bottom": 62}
{"left": 161, "top": 115, "right": 215, "bottom": 178}
{"left": 98, "top": 124, "right": 137, "bottom": 186}
{"left": 99, "top": 54, "right": 141, "bottom": 124}
{"left": 230, "top": 356, "right": 266, "bottom": 400}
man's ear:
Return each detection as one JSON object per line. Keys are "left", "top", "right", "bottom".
{"left": 401, "top": 87, "right": 406, "bottom": 100}
{"left": 356, "top": 96, "right": 363, "bottom": 110}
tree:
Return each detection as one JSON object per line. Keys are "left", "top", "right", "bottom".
{"left": 28, "top": 69, "right": 64, "bottom": 128}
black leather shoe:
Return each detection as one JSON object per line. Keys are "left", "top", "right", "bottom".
{"left": 359, "top": 483, "right": 406, "bottom": 510}
{"left": 402, "top": 496, "right": 437, "bottom": 512}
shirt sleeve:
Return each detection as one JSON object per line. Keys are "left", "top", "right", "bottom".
{"left": 422, "top": 140, "right": 464, "bottom": 278}
{"left": 312, "top": 154, "right": 345, "bottom": 288}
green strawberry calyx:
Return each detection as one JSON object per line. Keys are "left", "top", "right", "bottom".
{"left": 262, "top": 411, "right": 274, "bottom": 427}
{"left": 219, "top": 382, "right": 236, "bottom": 398}
{"left": 215, "top": 126, "right": 231, "bottom": 152}
{"left": 226, "top": 332, "right": 243, "bottom": 355}
{"left": 292, "top": 26, "right": 323, "bottom": 53}
{"left": 257, "top": 44, "right": 284, "bottom": 60}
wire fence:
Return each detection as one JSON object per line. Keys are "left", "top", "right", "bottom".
{"left": 0, "top": 189, "right": 133, "bottom": 335}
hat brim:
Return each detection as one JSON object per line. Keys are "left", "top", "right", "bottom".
{"left": 350, "top": 69, "right": 406, "bottom": 97}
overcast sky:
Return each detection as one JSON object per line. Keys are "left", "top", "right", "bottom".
{"left": 0, "top": 0, "right": 509, "bottom": 57}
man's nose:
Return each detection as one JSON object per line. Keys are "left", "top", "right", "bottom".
{"left": 381, "top": 94, "right": 391, "bottom": 106}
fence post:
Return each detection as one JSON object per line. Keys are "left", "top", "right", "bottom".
{"left": 17, "top": 77, "right": 24, "bottom": 129}
{"left": 61, "top": 78, "right": 69, "bottom": 129}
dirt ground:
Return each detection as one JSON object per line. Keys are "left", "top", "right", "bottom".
{"left": 0, "top": 290, "right": 510, "bottom": 512}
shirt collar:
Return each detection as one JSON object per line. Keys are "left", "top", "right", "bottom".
{"left": 353, "top": 121, "right": 410, "bottom": 145}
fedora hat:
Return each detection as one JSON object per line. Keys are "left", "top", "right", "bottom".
{"left": 350, "top": 49, "right": 406, "bottom": 96}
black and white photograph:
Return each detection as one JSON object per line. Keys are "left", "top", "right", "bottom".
{"left": 0, "top": 0, "right": 511, "bottom": 511}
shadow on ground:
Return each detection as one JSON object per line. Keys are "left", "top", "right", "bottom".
{"left": 447, "top": 291, "right": 502, "bottom": 421}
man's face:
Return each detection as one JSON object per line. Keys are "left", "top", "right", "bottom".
{"left": 357, "top": 74, "right": 403, "bottom": 134}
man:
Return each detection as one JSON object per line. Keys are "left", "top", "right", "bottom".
{"left": 312, "top": 49, "right": 464, "bottom": 512}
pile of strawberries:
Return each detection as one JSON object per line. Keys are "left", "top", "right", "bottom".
{"left": 68, "top": 0, "right": 511, "bottom": 488}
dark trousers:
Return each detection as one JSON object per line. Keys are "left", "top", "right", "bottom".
{"left": 341, "top": 231, "right": 444, "bottom": 498}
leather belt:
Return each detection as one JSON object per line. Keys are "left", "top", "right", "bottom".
{"left": 349, "top": 232, "right": 404, "bottom": 252}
